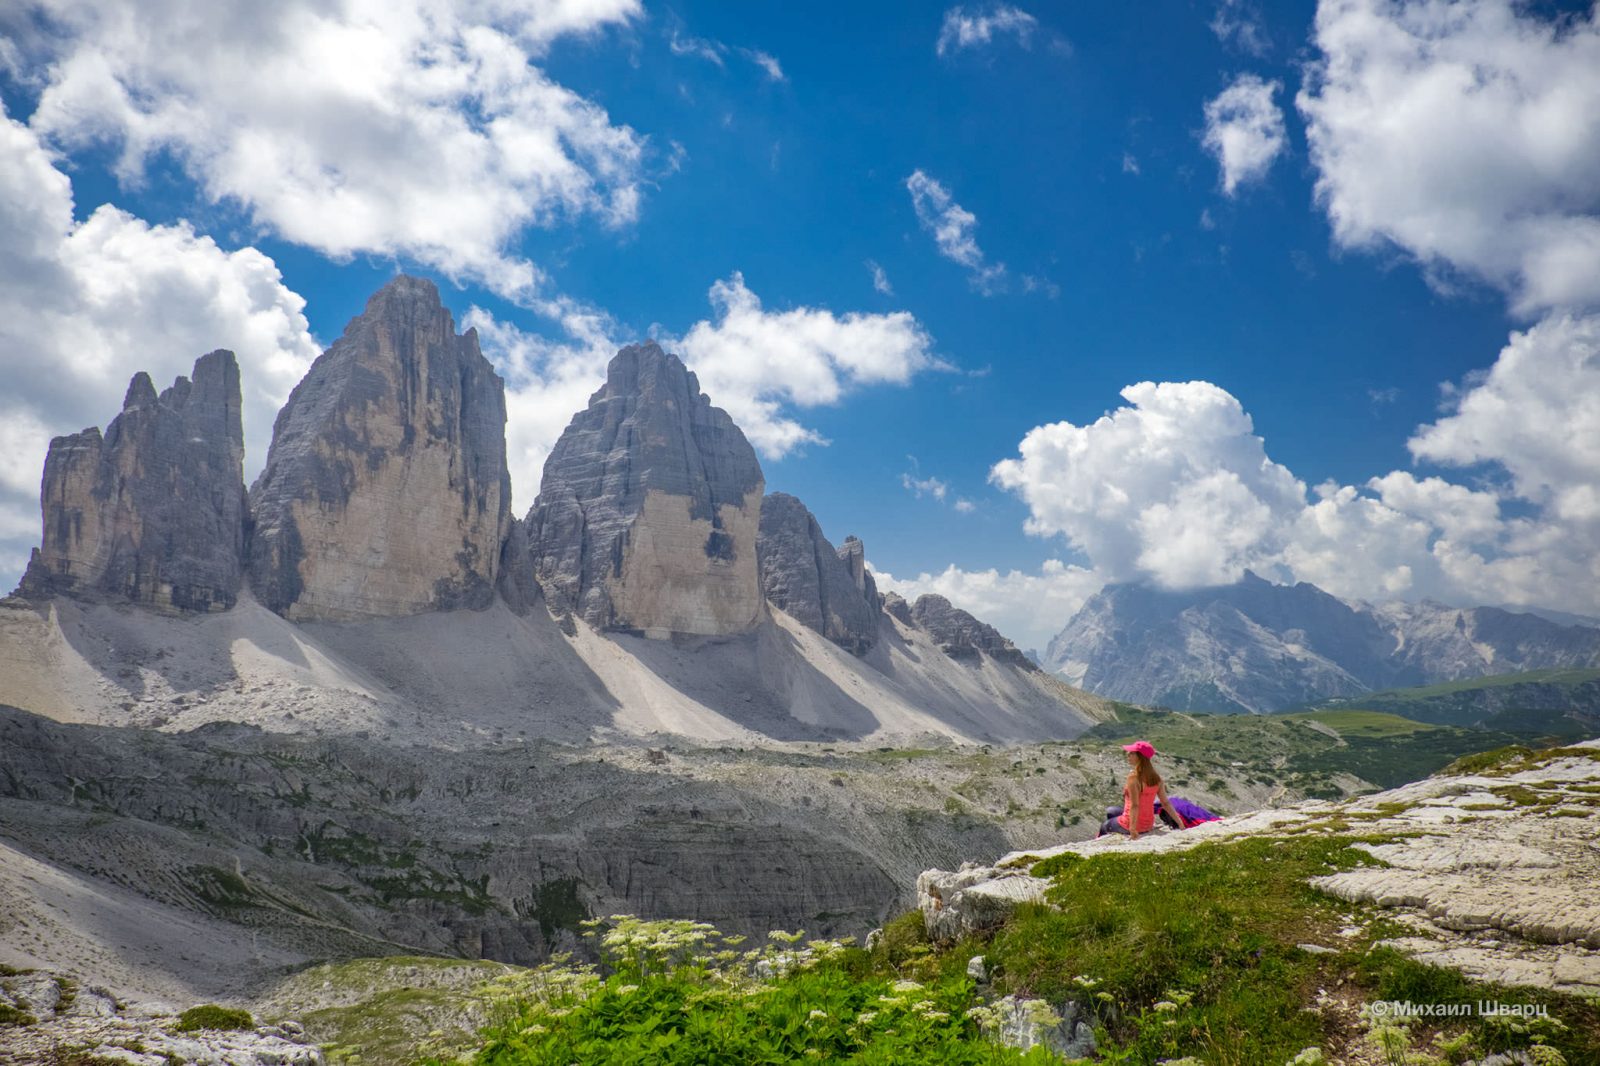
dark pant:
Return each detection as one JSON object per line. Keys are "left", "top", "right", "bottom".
{"left": 1097, "top": 803, "right": 1179, "bottom": 837}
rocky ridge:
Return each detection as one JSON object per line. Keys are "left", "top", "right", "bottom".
{"left": 757, "top": 492, "right": 881, "bottom": 655}
{"left": 523, "top": 343, "right": 765, "bottom": 637}
{"left": 247, "top": 276, "right": 510, "bottom": 621}
{"left": 1046, "top": 572, "right": 1600, "bottom": 712}
{"left": 18, "top": 351, "right": 246, "bottom": 613}
{"left": 918, "top": 743, "right": 1600, "bottom": 994}
{"left": 911, "top": 594, "right": 1038, "bottom": 671}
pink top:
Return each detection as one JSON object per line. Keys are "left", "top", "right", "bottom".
{"left": 1118, "top": 778, "right": 1160, "bottom": 832}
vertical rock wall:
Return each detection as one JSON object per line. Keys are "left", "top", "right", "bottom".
{"left": 17, "top": 351, "right": 246, "bottom": 612}
{"left": 247, "top": 276, "right": 510, "bottom": 621}
{"left": 525, "top": 343, "right": 765, "bottom": 636}
{"left": 757, "top": 493, "right": 881, "bottom": 655}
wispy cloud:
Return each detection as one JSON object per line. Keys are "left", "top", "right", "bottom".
{"left": 866, "top": 259, "right": 894, "bottom": 295}
{"left": 742, "top": 48, "right": 786, "bottom": 82}
{"left": 669, "top": 28, "right": 786, "bottom": 81}
{"left": 1022, "top": 274, "right": 1060, "bottom": 299}
{"left": 668, "top": 29, "right": 726, "bottom": 66}
{"left": 1210, "top": 0, "right": 1270, "bottom": 57}
{"left": 906, "top": 170, "right": 1007, "bottom": 294}
{"left": 936, "top": 4, "right": 1038, "bottom": 57}
{"left": 902, "top": 472, "right": 949, "bottom": 501}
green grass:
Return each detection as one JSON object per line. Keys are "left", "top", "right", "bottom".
{"left": 173, "top": 1004, "right": 254, "bottom": 1032}
{"left": 0, "top": 1002, "right": 38, "bottom": 1026}
{"left": 1278, "top": 710, "right": 1439, "bottom": 738}
{"left": 978, "top": 835, "right": 1384, "bottom": 1065}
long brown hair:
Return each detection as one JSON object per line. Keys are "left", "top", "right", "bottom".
{"left": 1128, "top": 751, "right": 1161, "bottom": 789}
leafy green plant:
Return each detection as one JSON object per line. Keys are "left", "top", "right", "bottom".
{"left": 435, "top": 916, "right": 1055, "bottom": 1065}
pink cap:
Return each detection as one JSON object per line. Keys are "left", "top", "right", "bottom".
{"left": 1122, "top": 740, "right": 1156, "bottom": 759}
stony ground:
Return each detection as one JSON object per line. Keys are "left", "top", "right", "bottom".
{"left": 919, "top": 741, "right": 1600, "bottom": 995}
{"left": 0, "top": 969, "right": 321, "bottom": 1065}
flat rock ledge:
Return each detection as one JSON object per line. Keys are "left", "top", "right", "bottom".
{"left": 918, "top": 744, "right": 1600, "bottom": 994}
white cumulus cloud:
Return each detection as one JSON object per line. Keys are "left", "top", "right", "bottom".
{"left": 1297, "top": 0, "right": 1600, "bottom": 315}
{"left": 22, "top": 0, "right": 647, "bottom": 301}
{"left": 874, "top": 559, "right": 1103, "bottom": 652}
{"left": 906, "top": 169, "right": 1007, "bottom": 294}
{"left": 936, "top": 4, "right": 1038, "bottom": 56}
{"left": 0, "top": 103, "right": 319, "bottom": 590}
{"left": 1202, "top": 73, "right": 1287, "bottom": 196}
{"left": 990, "top": 381, "right": 1306, "bottom": 588}
{"left": 985, "top": 333, "right": 1600, "bottom": 620}
{"left": 1408, "top": 314, "right": 1600, "bottom": 525}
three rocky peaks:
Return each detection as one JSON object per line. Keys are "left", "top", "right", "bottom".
{"left": 16, "top": 276, "right": 1032, "bottom": 667}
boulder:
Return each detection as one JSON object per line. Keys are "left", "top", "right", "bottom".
{"left": 524, "top": 342, "right": 765, "bottom": 637}
{"left": 17, "top": 350, "right": 245, "bottom": 612}
{"left": 757, "top": 493, "right": 879, "bottom": 655}
{"left": 247, "top": 276, "right": 510, "bottom": 621}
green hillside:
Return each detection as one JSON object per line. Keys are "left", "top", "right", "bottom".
{"left": 1081, "top": 705, "right": 1526, "bottom": 792}
{"left": 1293, "top": 668, "right": 1600, "bottom": 735}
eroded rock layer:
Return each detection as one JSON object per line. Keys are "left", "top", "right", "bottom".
{"left": 17, "top": 351, "right": 245, "bottom": 613}
{"left": 757, "top": 493, "right": 880, "bottom": 655}
{"left": 247, "top": 276, "right": 510, "bottom": 621}
{"left": 526, "top": 343, "right": 764, "bottom": 636}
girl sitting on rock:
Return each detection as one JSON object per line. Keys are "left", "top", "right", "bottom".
{"left": 1097, "top": 740, "right": 1187, "bottom": 840}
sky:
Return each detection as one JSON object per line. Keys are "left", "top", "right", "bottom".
{"left": 1, "top": 0, "right": 1598, "bottom": 652}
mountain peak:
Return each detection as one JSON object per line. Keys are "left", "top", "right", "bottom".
{"left": 524, "top": 341, "right": 765, "bottom": 636}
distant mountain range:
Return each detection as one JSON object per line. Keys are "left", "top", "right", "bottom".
{"left": 1044, "top": 571, "right": 1600, "bottom": 713}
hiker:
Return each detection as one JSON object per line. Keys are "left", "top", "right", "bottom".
{"left": 1097, "top": 740, "right": 1187, "bottom": 839}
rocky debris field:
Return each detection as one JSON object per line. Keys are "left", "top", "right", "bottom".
{"left": 0, "top": 968, "right": 319, "bottom": 1066}
{"left": 919, "top": 742, "right": 1600, "bottom": 995}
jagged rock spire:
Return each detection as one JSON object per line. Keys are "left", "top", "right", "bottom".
{"left": 17, "top": 350, "right": 246, "bottom": 612}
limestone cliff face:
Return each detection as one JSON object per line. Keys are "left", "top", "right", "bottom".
{"left": 248, "top": 276, "right": 510, "bottom": 621}
{"left": 526, "top": 342, "right": 765, "bottom": 636}
{"left": 757, "top": 493, "right": 880, "bottom": 655}
{"left": 17, "top": 351, "right": 245, "bottom": 612}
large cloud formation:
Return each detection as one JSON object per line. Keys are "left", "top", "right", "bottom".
{"left": 0, "top": 104, "right": 319, "bottom": 582}
{"left": 17, "top": 0, "right": 647, "bottom": 300}
{"left": 990, "top": 381, "right": 1305, "bottom": 589}
{"left": 1297, "top": 0, "right": 1600, "bottom": 314}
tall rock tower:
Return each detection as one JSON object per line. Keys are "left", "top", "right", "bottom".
{"left": 17, "top": 350, "right": 246, "bottom": 612}
{"left": 525, "top": 342, "right": 765, "bottom": 637}
{"left": 757, "top": 493, "right": 881, "bottom": 655}
{"left": 248, "top": 276, "right": 510, "bottom": 621}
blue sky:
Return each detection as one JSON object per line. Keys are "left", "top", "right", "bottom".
{"left": 2, "top": 0, "right": 1597, "bottom": 648}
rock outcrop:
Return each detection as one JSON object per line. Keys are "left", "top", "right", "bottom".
{"left": 247, "top": 276, "right": 510, "bottom": 621}
{"left": 16, "top": 351, "right": 246, "bottom": 613}
{"left": 525, "top": 343, "right": 765, "bottom": 637}
{"left": 757, "top": 493, "right": 880, "bottom": 655}
{"left": 909, "top": 594, "right": 1038, "bottom": 670}
{"left": 917, "top": 744, "right": 1600, "bottom": 994}
{"left": 1045, "top": 572, "right": 1600, "bottom": 712}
